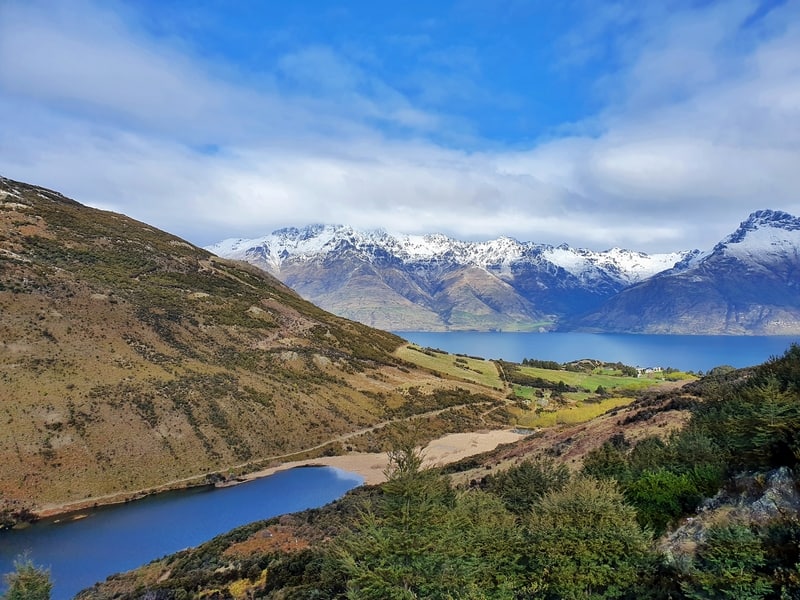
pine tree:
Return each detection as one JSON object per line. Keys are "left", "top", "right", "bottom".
{"left": 2, "top": 556, "right": 52, "bottom": 600}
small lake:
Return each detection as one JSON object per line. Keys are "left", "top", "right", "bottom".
{"left": 397, "top": 332, "right": 800, "bottom": 373}
{"left": 0, "top": 466, "right": 363, "bottom": 600}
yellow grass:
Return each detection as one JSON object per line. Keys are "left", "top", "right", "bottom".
{"left": 515, "top": 396, "right": 634, "bottom": 428}
{"left": 395, "top": 345, "right": 504, "bottom": 389}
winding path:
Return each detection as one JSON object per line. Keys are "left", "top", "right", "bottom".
{"left": 36, "top": 399, "right": 500, "bottom": 517}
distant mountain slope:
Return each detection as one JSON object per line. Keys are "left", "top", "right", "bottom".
{"left": 0, "top": 177, "right": 504, "bottom": 515}
{"left": 573, "top": 210, "right": 800, "bottom": 334}
{"left": 208, "top": 226, "right": 689, "bottom": 331}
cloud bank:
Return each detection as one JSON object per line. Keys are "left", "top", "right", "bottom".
{"left": 1, "top": 0, "right": 799, "bottom": 252}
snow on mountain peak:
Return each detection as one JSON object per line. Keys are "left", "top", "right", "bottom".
{"left": 541, "top": 245, "right": 689, "bottom": 284}
{"left": 205, "top": 225, "right": 692, "bottom": 283}
{"left": 711, "top": 210, "right": 800, "bottom": 262}
{"left": 724, "top": 210, "right": 800, "bottom": 242}
{"left": 744, "top": 209, "right": 800, "bottom": 230}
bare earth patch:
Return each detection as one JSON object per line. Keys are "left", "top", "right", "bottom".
{"left": 241, "top": 429, "right": 528, "bottom": 486}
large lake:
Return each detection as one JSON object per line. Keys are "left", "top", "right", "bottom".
{"left": 0, "top": 467, "right": 363, "bottom": 600}
{"left": 398, "top": 332, "right": 800, "bottom": 373}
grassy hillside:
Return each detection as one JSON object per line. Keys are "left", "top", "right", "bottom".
{"left": 394, "top": 345, "right": 504, "bottom": 388}
{"left": 0, "top": 177, "right": 508, "bottom": 516}
{"left": 75, "top": 346, "right": 800, "bottom": 600}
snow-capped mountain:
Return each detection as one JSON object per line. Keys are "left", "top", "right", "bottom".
{"left": 208, "top": 226, "right": 685, "bottom": 285}
{"left": 207, "top": 226, "right": 692, "bottom": 331}
{"left": 208, "top": 211, "right": 800, "bottom": 334}
{"left": 573, "top": 210, "right": 800, "bottom": 334}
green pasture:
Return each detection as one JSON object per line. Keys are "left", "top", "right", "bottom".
{"left": 396, "top": 345, "right": 504, "bottom": 389}
{"left": 515, "top": 365, "right": 693, "bottom": 392}
{"left": 515, "top": 396, "right": 635, "bottom": 428}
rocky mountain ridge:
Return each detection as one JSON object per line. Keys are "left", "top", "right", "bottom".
{"left": 209, "top": 210, "right": 800, "bottom": 334}
{"left": 210, "top": 226, "right": 687, "bottom": 285}
{"left": 208, "top": 226, "right": 693, "bottom": 331}
{"left": 575, "top": 209, "right": 800, "bottom": 334}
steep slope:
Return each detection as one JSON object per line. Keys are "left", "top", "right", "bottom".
{"left": 208, "top": 226, "right": 688, "bottom": 331}
{"left": 0, "top": 177, "right": 505, "bottom": 515}
{"left": 573, "top": 210, "right": 800, "bottom": 334}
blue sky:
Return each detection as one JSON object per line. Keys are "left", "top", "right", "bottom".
{"left": 1, "top": 0, "right": 799, "bottom": 252}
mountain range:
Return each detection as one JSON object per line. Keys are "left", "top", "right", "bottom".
{"left": 208, "top": 210, "right": 800, "bottom": 334}
{"left": 574, "top": 209, "right": 800, "bottom": 334}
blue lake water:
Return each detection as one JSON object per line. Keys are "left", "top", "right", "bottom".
{"left": 0, "top": 466, "right": 363, "bottom": 600}
{"left": 3, "top": 332, "right": 798, "bottom": 599}
{"left": 398, "top": 332, "right": 800, "bottom": 373}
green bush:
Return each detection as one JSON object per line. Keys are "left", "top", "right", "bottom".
{"left": 484, "top": 456, "right": 570, "bottom": 516}
{"left": 525, "top": 477, "right": 651, "bottom": 599}
{"left": 625, "top": 469, "right": 700, "bottom": 534}
{"left": 681, "top": 524, "right": 773, "bottom": 600}
{"left": 2, "top": 556, "right": 52, "bottom": 600}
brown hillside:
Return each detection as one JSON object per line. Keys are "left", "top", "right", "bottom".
{"left": 0, "top": 177, "right": 507, "bottom": 516}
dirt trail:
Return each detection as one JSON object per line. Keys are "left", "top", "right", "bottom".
{"left": 35, "top": 401, "right": 502, "bottom": 518}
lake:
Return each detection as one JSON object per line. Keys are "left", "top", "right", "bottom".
{"left": 0, "top": 466, "right": 363, "bottom": 600}
{"left": 3, "top": 332, "right": 798, "bottom": 599}
{"left": 397, "top": 332, "right": 800, "bottom": 373}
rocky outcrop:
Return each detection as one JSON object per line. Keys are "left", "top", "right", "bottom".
{"left": 661, "top": 467, "right": 800, "bottom": 558}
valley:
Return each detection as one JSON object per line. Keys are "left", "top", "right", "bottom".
{"left": 0, "top": 177, "right": 513, "bottom": 522}
{"left": 3, "top": 176, "right": 685, "bottom": 527}
{"left": 72, "top": 345, "right": 800, "bottom": 600}
{"left": 2, "top": 176, "right": 799, "bottom": 600}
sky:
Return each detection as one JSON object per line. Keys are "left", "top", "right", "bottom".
{"left": 1, "top": 0, "right": 799, "bottom": 253}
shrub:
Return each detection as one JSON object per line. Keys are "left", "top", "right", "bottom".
{"left": 2, "top": 556, "right": 52, "bottom": 600}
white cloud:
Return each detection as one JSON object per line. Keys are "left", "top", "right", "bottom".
{"left": 1, "top": 0, "right": 799, "bottom": 254}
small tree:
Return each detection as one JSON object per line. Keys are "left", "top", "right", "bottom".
{"left": 485, "top": 456, "right": 570, "bottom": 516}
{"left": 2, "top": 556, "right": 52, "bottom": 600}
{"left": 625, "top": 469, "right": 700, "bottom": 533}
{"left": 525, "top": 477, "right": 651, "bottom": 599}
{"left": 681, "top": 524, "right": 772, "bottom": 600}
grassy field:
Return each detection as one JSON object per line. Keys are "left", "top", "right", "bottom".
{"left": 514, "top": 396, "right": 636, "bottom": 428}
{"left": 507, "top": 363, "right": 695, "bottom": 429}
{"left": 395, "top": 345, "right": 504, "bottom": 389}
{"left": 514, "top": 364, "right": 692, "bottom": 392}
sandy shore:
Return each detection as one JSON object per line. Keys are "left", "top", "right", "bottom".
{"left": 32, "top": 428, "right": 527, "bottom": 520}
{"left": 240, "top": 428, "right": 528, "bottom": 485}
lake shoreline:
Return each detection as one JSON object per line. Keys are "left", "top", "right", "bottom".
{"left": 29, "top": 428, "right": 528, "bottom": 524}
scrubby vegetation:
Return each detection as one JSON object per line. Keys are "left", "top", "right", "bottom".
{"left": 1, "top": 556, "right": 52, "bottom": 600}
{"left": 0, "top": 178, "right": 512, "bottom": 517}
{"left": 4, "top": 177, "right": 799, "bottom": 598}
{"left": 73, "top": 345, "right": 800, "bottom": 599}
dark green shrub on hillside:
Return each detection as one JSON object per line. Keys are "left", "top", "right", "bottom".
{"left": 582, "top": 441, "right": 631, "bottom": 483}
{"left": 693, "top": 375, "right": 800, "bottom": 471}
{"left": 484, "top": 456, "right": 570, "bottom": 516}
{"left": 2, "top": 556, "right": 52, "bottom": 600}
{"left": 762, "top": 519, "right": 800, "bottom": 595}
{"left": 754, "top": 344, "right": 800, "bottom": 393}
{"left": 521, "top": 358, "right": 562, "bottom": 370}
{"left": 335, "top": 443, "right": 521, "bottom": 599}
{"left": 524, "top": 477, "right": 651, "bottom": 599}
{"left": 625, "top": 469, "right": 701, "bottom": 534}
{"left": 681, "top": 524, "right": 773, "bottom": 600}
{"left": 628, "top": 436, "right": 670, "bottom": 475}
